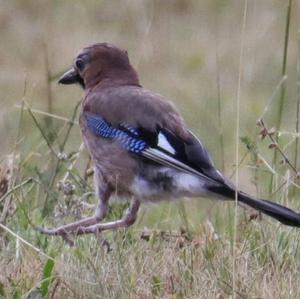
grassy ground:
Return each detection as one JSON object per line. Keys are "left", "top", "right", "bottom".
{"left": 1, "top": 1, "right": 300, "bottom": 298}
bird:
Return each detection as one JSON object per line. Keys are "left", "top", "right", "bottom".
{"left": 40, "top": 42, "right": 300, "bottom": 236}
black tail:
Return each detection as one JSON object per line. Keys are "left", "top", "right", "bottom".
{"left": 208, "top": 185, "right": 300, "bottom": 227}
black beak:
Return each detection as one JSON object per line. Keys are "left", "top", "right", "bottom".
{"left": 58, "top": 68, "right": 84, "bottom": 88}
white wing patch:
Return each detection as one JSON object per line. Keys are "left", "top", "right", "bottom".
{"left": 157, "top": 132, "right": 176, "bottom": 154}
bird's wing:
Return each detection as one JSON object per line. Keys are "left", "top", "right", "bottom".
{"left": 85, "top": 111, "right": 226, "bottom": 185}
{"left": 83, "top": 86, "right": 227, "bottom": 184}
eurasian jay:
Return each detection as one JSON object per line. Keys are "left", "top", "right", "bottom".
{"left": 40, "top": 43, "right": 300, "bottom": 236}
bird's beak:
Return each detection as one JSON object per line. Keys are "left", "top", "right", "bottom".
{"left": 58, "top": 68, "right": 80, "bottom": 85}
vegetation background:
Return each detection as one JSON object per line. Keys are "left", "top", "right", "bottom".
{"left": 1, "top": 0, "right": 300, "bottom": 298}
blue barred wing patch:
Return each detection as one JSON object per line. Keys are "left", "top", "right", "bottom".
{"left": 86, "top": 114, "right": 147, "bottom": 153}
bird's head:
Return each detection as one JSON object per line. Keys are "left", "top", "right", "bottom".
{"left": 58, "top": 43, "right": 139, "bottom": 89}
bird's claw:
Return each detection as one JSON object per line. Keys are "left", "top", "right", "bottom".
{"left": 36, "top": 226, "right": 75, "bottom": 246}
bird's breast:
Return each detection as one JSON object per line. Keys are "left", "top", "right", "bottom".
{"left": 79, "top": 113, "right": 139, "bottom": 192}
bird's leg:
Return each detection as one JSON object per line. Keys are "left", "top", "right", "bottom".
{"left": 38, "top": 187, "right": 111, "bottom": 236}
{"left": 72, "top": 199, "right": 140, "bottom": 235}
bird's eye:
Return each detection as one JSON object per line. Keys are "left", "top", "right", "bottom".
{"left": 75, "top": 58, "right": 85, "bottom": 71}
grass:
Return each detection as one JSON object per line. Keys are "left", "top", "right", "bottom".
{"left": 1, "top": 1, "right": 300, "bottom": 298}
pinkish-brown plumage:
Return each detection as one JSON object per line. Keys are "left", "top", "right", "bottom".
{"left": 39, "top": 43, "right": 300, "bottom": 237}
